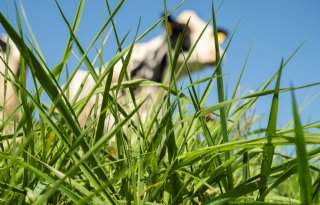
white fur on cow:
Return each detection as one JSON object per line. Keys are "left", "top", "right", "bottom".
{"left": 0, "top": 34, "right": 21, "bottom": 134}
{"left": 67, "top": 10, "right": 227, "bottom": 132}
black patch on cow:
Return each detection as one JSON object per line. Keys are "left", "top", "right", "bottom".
{"left": 152, "top": 54, "right": 167, "bottom": 82}
{"left": 130, "top": 50, "right": 168, "bottom": 84}
{"left": 130, "top": 61, "right": 145, "bottom": 78}
{"left": 167, "top": 22, "right": 191, "bottom": 52}
{"left": 130, "top": 15, "right": 193, "bottom": 86}
{"left": 15, "top": 62, "right": 21, "bottom": 78}
{"left": 0, "top": 38, "right": 7, "bottom": 53}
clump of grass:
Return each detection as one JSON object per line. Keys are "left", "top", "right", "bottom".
{"left": 1, "top": 1, "right": 320, "bottom": 204}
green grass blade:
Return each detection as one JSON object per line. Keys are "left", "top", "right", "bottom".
{"left": 206, "top": 181, "right": 263, "bottom": 205}
{"left": 52, "top": 0, "right": 85, "bottom": 77}
{"left": 258, "top": 59, "right": 283, "bottom": 200}
{"left": 291, "top": 87, "right": 312, "bottom": 204}
{"left": 212, "top": 2, "right": 233, "bottom": 189}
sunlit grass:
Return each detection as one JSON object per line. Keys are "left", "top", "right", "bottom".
{"left": 1, "top": 1, "right": 320, "bottom": 204}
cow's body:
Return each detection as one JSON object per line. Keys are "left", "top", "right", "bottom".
{"left": 68, "top": 35, "right": 169, "bottom": 127}
{"left": 68, "top": 10, "right": 227, "bottom": 132}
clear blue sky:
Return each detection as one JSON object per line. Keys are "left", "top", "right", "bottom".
{"left": 1, "top": 0, "right": 320, "bottom": 127}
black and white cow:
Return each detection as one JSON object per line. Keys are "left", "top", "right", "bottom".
{"left": 0, "top": 34, "right": 21, "bottom": 134}
{"left": 67, "top": 10, "right": 227, "bottom": 131}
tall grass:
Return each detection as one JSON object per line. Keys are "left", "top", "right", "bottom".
{"left": 1, "top": 1, "right": 320, "bottom": 204}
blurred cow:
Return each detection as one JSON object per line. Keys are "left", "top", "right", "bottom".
{"left": 0, "top": 34, "right": 21, "bottom": 134}
{"left": 68, "top": 10, "right": 228, "bottom": 132}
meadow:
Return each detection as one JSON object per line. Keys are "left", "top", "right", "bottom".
{"left": 0, "top": 1, "right": 320, "bottom": 204}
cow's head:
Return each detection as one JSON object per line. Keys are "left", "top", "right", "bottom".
{"left": 164, "top": 10, "right": 227, "bottom": 73}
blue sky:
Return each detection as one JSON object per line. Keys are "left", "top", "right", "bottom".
{"left": 1, "top": 0, "right": 320, "bottom": 127}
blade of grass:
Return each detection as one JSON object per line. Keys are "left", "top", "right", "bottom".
{"left": 52, "top": 0, "right": 85, "bottom": 77}
{"left": 212, "top": 2, "right": 233, "bottom": 189}
{"left": 291, "top": 86, "right": 312, "bottom": 204}
{"left": 227, "top": 43, "right": 252, "bottom": 115}
{"left": 258, "top": 59, "right": 283, "bottom": 200}
{"left": 206, "top": 181, "right": 264, "bottom": 205}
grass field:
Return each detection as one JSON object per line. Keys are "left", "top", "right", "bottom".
{"left": 1, "top": 1, "right": 320, "bottom": 204}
